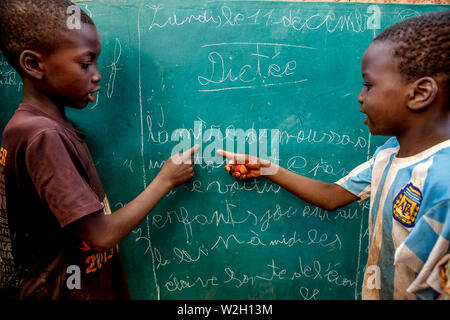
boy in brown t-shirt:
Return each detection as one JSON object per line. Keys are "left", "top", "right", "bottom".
{"left": 0, "top": 0, "right": 198, "bottom": 299}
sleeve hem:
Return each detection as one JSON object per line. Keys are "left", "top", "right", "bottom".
{"left": 59, "top": 202, "right": 105, "bottom": 228}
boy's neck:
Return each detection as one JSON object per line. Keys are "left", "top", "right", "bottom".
{"left": 21, "top": 79, "right": 74, "bottom": 129}
{"left": 396, "top": 114, "right": 450, "bottom": 158}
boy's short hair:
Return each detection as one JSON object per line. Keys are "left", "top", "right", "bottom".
{"left": 0, "top": 0, "right": 94, "bottom": 72}
{"left": 374, "top": 10, "right": 449, "bottom": 90}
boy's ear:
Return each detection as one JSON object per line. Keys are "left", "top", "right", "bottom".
{"left": 18, "top": 50, "right": 45, "bottom": 80}
{"left": 407, "top": 76, "right": 438, "bottom": 112}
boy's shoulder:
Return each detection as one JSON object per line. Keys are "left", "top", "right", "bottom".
{"left": 410, "top": 140, "right": 450, "bottom": 209}
{"left": 426, "top": 140, "right": 450, "bottom": 184}
{"left": 3, "top": 103, "right": 71, "bottom": 145}
{"left": 371, "top": 137, "right": 450, "bottom": 196}
{"left": 377, "top": 137, "right": 399, "bottom": 152}
{"left": 373, "top": 137, "right": 450, "bottom": 165}
{"left": 371, "top": 137, "right": 399, "bottom": 161}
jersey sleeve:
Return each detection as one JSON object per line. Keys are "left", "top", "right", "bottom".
{"left": 334, "top": 157, "right": 374, "bottom": 201}
{"left": 334, "top": 137, "right": 400, "bottom": 200}
{"left": 25, "top": 129, "right": 104, "bottom": 227}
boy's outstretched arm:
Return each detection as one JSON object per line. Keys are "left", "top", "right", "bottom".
{"left": 74, "top": 145, "right": 199, "bottom": 252}
{"left": 217, "top": 149, "right": 359, "bottom": 212}
{"left": 267, "top": 164, "right": 360, "bottom": 211}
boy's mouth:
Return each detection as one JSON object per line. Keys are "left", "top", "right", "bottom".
{"left": 88, "top": 87, "right": 101, "bottom": 102}
{"left": 359, "top": 107, "right": 368, "bottom": 125}
{"left": 88, "top": 93, "right": 96, "bottom": 102}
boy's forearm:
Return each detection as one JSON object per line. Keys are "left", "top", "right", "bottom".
{"left": 110, "top": 174, "right": 173, "bottom": 243}
{"left": 77, "top": 174, "right": 173, "bottom": 251}
{"left": 78, "top": 148, "right": 196, "bottom": 251}
{"left": 265, "top": 164, "right": 358, "bottom": 211}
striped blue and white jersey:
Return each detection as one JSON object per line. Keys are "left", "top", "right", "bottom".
{"left": 336, "top": 137, "right": 450, "bottom": 300}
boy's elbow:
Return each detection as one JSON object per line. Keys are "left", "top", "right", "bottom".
{"left": 83, "top": 236, "right": 117, "bottom": 253}
{"left": 75, "top": 212, "right": 118, "bottom": 252}
{"left": 320, "top": 183, "right": 357, "bottom": 211}
{"left": 317, "top": 198, "right": 340, "bottom": 211}
{"left": 322, "top": 201, "right": 344, "bottom": 212}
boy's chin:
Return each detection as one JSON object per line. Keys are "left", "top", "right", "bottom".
{"left": 367, "top": 127, "right": 381, "bottom": 136}
{"left": 67, "top": 100, "right": 90, "bottom": 109}
{"left": 364, "top": 120, "right": 381, "bottom": 136}
{"left": 367, "top": 127, "right": 389, "bottom": 137}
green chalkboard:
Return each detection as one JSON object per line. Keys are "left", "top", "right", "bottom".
{"left": 1, "top": 0, "right": 448, "bottom": 300}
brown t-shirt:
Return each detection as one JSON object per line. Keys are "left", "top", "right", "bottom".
{"left": 0, "top": 103, "right": 129, "bottom": 299}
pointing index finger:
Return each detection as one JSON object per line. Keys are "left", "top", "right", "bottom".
{"left": 181, "top": 144, "right": 200, "bottom": 159}
{"left": 216, "top": 149, "right": 248, "bottom": 163}
{"left": 216, "top": 149, "right": 233, "bottom": 159}
{"left": 177, "top": 145, "right": 200, "bottom": 164}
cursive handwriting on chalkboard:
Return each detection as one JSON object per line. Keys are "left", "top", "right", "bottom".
{"left": 198, "top": 42, "right": 310, "bottom": 92}
{"left": 147, "top": 5, "right": 375, "bottom": 33}
{"left": 0, "top": 56, "right": 22, "bottom": 91}
{"left": 160, "top": 255, "right": 357, "bottom": 297}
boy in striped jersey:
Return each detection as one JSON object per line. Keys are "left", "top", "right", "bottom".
{"left": 217, "top": 10, "right": 449, "bottom": 299}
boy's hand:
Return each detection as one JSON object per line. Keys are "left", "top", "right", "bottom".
{"left": 216, "top": 149, "right": 276, "bottom": 180}
{"left": 159, "top": 145, "right": 199, "bottom": 188}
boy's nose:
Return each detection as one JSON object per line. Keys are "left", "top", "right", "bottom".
{"left": 92, "top": 68, "right": 102, "bottom": 83}
{"left": 357, "top": 90, "right": 364, "bottom": 104}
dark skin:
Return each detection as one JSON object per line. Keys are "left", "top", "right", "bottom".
{"left": 19, "top": 24, "right": 102, "bottom": 127}
{"left": 19, "top": 22, "right": 198, "bottom": 251}
{"left": 218, "top": 40, "right": 449, "bottom": 211}
{"left": 358, "top": 40, "right": 449, "bottom": 157}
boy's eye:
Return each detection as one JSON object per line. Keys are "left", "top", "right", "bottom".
{"left": 363, "top": 83, "right": 372, "bottom": 90}
{"left": 81, "top": 63, "right": 91, "bottom": 69}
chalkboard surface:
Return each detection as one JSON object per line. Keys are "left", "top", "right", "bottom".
{"left": 0, "top": 0, "right": 448, "bottom": 300}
